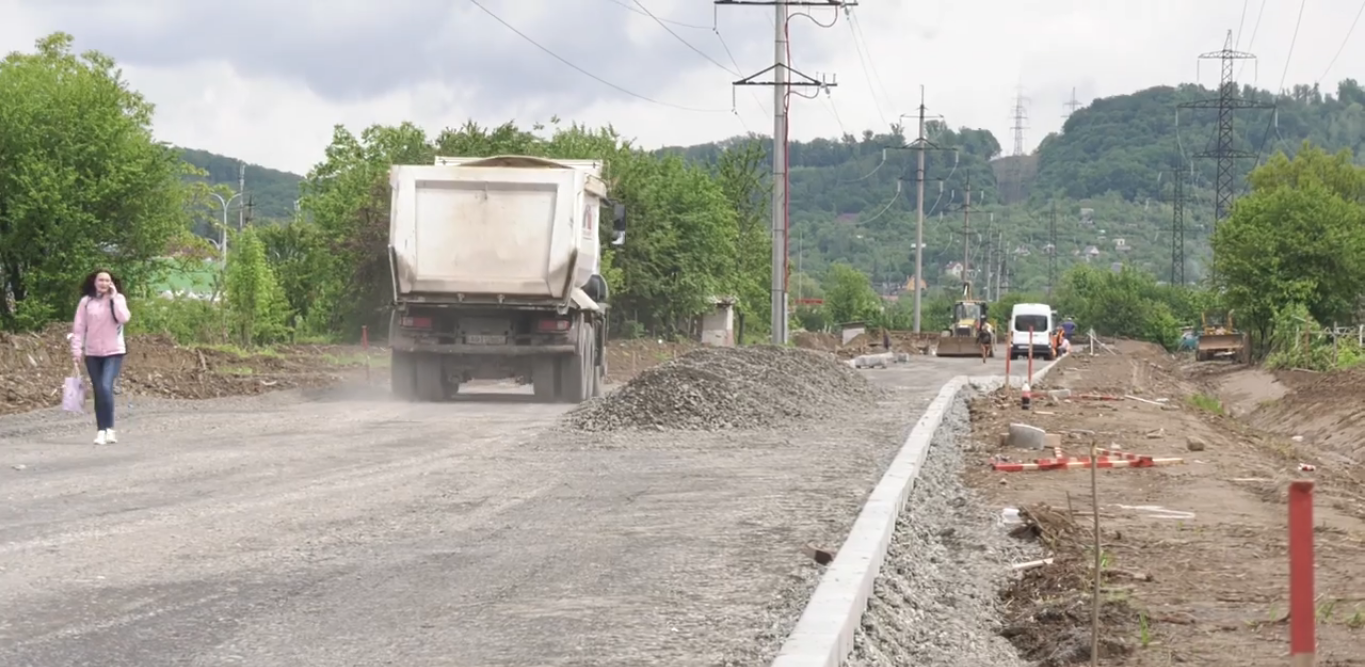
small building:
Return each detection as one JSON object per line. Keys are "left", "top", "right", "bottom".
{"left": 699, "top": 296, "right": 737, "bottom": 347}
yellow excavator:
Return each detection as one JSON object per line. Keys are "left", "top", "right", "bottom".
{"left": 936, "top": 282, "right": 994, "bottom": 357}
{"left": 1197, "top": 310, "right": 1250, "bottom": 363}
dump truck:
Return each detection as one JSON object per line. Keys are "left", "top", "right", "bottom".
{"left": 386, "top": 155, "right": 626, "bottom": 403}
{"left": 1196, "top": 310, "right": 1250, "bottom": 363}
{"left": 936, "top": 282, "right": 994, "bottom": 357}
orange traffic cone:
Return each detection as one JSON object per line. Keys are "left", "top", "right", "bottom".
{"left": 1021, "top": 382, "right": 1032, "bottom": 410}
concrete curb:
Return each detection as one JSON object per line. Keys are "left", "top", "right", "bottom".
{"left": 770, "top": 358, "right": 1059, "bottom": 667}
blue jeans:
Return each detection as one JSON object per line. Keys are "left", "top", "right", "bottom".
{"left": 84, "top": 354, "right": 125, "bottom": 430}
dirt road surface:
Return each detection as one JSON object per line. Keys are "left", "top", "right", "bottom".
{"left": 0, "top": 352, "right": 980, "bottom": 667}
{"left": 967, "top": 342, "right": 1365, "bottom": 665}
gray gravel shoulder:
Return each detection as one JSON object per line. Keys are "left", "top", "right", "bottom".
{"left": 0, "top": 361, "right": 968, "bottom": 667}
{"left": 846, "top": 391, "right": 1038, "bottom": 667}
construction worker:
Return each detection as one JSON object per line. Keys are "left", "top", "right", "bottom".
{"left": 1052, "top": 325, "right": 1067, "bottom": 357}
{"left": 977, "top": 317, "right": 994, "bottom": 363}
{"left": 1061, "top": 316, "right": 1076, "bottom": 342}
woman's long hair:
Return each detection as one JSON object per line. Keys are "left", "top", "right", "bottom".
{"left": 80, "top": 269, "right": 124, "bottom": 299}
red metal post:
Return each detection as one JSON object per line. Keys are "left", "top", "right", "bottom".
{"left": 1288, "top": 479, "right": 1315, "bottom": 667}
{"left": 1004, "top": 340, "right": 1012, "bottom": 391}
{"left": 1027, "top": 325, "right": 1034, "bottom": 381}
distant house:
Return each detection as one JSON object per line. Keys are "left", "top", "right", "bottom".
{"left": 944, "top": 261, "right": 964, "bottom": 277}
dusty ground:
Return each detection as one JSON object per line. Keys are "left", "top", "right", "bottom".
{"left": 793, "top": 330, "right": 939, "bottom": 359}
{"left": 0, "top": 326, "right": 692, "bottom": 416}
{"left": 0, "top": 325, "right": 380, "bottom": 415}
{"left": 0, "top": 343, "right": 973, "bottom": 666}
{"left": 966, "top": 341, "right": 1365, "bottom": 666}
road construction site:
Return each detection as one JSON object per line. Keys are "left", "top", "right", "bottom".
{"left": 5, "top": 328, "right": 1362, "bottom": 667}
{"left": 942, "top": 341, "right": 1365, "bottom": 666}
{"left": 0, "top": 334, "right": 968, "bottom": 667}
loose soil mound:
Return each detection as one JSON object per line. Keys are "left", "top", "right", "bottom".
{"left": 564, "top": 345, "right": 877, "bottom": 431}
{"left": 0, "top": 324, "right": 372, "bottom": 415}
{"left": 1247, "top": 366, "right": 1365, "bottom": 464}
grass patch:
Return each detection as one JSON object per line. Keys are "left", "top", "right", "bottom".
{"left": 216, "top": 366, "right": 254, "bottom": 376}
{"left": 1187, "top": 393, "right": 1224, "bottom": 414}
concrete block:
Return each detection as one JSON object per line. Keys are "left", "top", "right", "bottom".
{"left": 1044, "top": 433, "right": 1063, "bottom": 449}
{"left": 1048, "top": 388, "right": 1072, "bottom": 400}
{"left": 1007, "top": 423, "right": 1047, "bottom": 450}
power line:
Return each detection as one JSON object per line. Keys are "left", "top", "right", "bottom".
{"left": 1234, "top": 0, "right": 1251, "bottom": 49}
{"left": 468, "top": 0, "right": 730, "bottom": 113}
{"left": 843, "top": 10, "right": 888, "bottom": 126}
{"left": 1237, "top": 0, "right": 1268, "bottom": 80}
{"left": 1279, "top": 0, "right": 1308, "bottom": 92}
{"left": 1317, "top": 0, "right": 1365, "bottom": 84}
{"left": 846, "top": 8, "right": 897, "bottom": 121}
{"left": 601, "top": 0, "right": 712, "bottom": 29}
{"left": 632, "top": 0, "right": 739, "bottom": 75}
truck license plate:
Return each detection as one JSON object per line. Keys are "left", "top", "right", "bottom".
{"left": 466, "top": 335, "right": 506, "bottom": 345}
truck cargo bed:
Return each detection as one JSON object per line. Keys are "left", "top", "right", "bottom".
{"left": 389, "top": 157, "right": 605, "bottom": 301}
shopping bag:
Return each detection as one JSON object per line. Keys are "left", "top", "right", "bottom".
{"left": 62, "top": 374, "right": 85, "bottom": 414}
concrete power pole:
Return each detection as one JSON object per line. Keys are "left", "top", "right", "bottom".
{"left": 1047, "top": 200, "right": 1058, "bottom": 297}
{"left": 1171, "top": 165, "right": 1186, "bottom": 285}
{"left": 237, "top": 162, "right": 246, "bottom": 231}
{"left": 889, "top": 87, "right": 953, "bottom": 333}
{"left": 719, "top": 0, "right": 851, "bottom": 345}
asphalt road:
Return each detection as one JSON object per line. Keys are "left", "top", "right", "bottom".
{"left": 0, "top": 353, "right": 992, "bottom": 667}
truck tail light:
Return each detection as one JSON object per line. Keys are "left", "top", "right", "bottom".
{"left": 537, "top": 318, "right": 571, "bottom": 332}
{"left": 400, "top": 316, "right": 432, "bottom": 329}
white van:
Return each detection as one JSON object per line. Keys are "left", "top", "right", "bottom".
{"left": 1009, "top": 303, "right": 1055, "bottom": 360}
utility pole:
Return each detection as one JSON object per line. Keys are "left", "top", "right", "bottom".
{"left": 1178, "top": 29, "right": 1273, "bottom": 223}
{"left": 237, "top": 162, "right": 246, "bottom": 231}
{"left": 889, "top": 87, "right": 954, "bottom": 333}
{"left": 1171, "top": 166, "right": 1186, "bottom": 285}
{"left": 719, "top": 0, "right": 851, "bottom": 345}
{"left": 1047, "top": 200, "right": 1058, "bottom": 297}
{"left": 961, "top": 179, "right": 972, "bottom": 286}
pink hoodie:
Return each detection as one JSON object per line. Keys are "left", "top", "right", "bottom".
{"left": 71, "top": 294, "right": 132, "bottom": 358}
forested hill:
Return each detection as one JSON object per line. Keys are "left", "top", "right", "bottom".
{"left": 178, "top": 148, "right": 303, "bottom": 220}
{"left": 177, "top": 77, "right": 1365, "bottom": 292}
{"left": 1032, "top": 79, "right": 1365, "bottom": 203}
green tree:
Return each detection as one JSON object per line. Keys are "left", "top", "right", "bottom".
{"left": 1213, "top": 145, "right": 1365, "bottom": 344}
{"left": 224, "top": 227, "right": 289, "bottom": 347}
{"left": 823, "top": 263, "right": 882, "bottom": 324}
{"left": 0, "top": 32, "right": 190, "bottom": 330}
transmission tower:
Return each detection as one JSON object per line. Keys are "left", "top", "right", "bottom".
{"left": 1170, "top": 166, "right": 1186, "bottom": 285}
{"left": 1047, "top": 200, "right": 1058, "bottom": 296}
{"left": 1009, "top": 88, "right": 1030, "bottom": 156}
{"left": 717, "top": 0, "right": 853, "bottom": 344}
{"left": 1064, "top": 88, "right": 1082, "bottom": 117}
{"left": 1178, "top": 29, "right": 1273, "bottom": 223}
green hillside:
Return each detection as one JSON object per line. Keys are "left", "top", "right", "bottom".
{"left": 178, "top": 148, "right": 303, "bottom": 221}
{"left": 174, "top": 78, "right": 1365, "bottom": 293}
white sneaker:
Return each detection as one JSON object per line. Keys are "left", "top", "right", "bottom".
{"left": 94, "top": 430, "right": 107, "bottom": 445}
{"left": 105, "top": 429, "right": 117, "bottom": 444}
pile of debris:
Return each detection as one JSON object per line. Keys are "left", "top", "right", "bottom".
{"left": 564, "top": 345, "right": 878, "bottom": 431}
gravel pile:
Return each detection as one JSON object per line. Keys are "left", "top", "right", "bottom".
{"left": 846, "top": 393, "right": 1038, "bottom": 667}
{"left": 563, "top": 345, "right": 877, "bottom": 431}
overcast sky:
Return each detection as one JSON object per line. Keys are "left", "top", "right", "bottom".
{"left": 3, "top": 0, "right": 1363, "bottom": 175}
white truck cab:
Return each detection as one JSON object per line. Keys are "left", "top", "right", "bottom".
{"left": 1009, "top": 303, "right": 1055, "bottom": 360}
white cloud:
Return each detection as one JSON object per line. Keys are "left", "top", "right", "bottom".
{"left": 3, "top": 0, "right": 1365, "bottom": 175}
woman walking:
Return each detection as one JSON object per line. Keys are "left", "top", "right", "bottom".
{"left": 71, "top": 270, "right": 131, "bottom": 445}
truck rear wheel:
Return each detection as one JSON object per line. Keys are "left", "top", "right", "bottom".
{"left": 391, "top": 351, "right": 417, "bottom": 400}
{"left": 415, "top": 353, "right": 447, "bottom": 402}
{"left": 557, "top": 322, "right": 596, "bottom": 403}
{"left": 532, "top": 359, "right": 557, "bottom": 401}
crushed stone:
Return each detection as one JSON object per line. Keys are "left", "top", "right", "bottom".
{"left": 846, "top": 391, "right": 1038, "bottom": 667}
{"left": 563, "top": 345, "right": 879, "bottom": 432}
